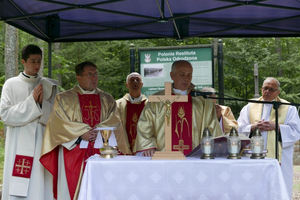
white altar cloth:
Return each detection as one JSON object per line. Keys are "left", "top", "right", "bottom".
{"left": 78, "top": 156, "right": 289, "bottom": 200}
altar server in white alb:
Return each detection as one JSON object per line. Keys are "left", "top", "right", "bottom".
{"left": 237, "top": 77, "right": 300, "bottom": 199}
{"left": 0, "top": 44, "right": 58, "bottom": 200}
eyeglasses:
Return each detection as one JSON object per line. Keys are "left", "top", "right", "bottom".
{"left": 262, "top": 87, "right": 278, "bottom": 92}
{"left": 81, "top": 72, "right": 99, "bottom": 78}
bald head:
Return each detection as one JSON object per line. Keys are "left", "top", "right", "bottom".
{"left": 171, "top": 60, "right": 192, "bottom": 72}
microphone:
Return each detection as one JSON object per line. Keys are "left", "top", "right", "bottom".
{"left": 190, "top": 91, "right": 215, "bottom": 97}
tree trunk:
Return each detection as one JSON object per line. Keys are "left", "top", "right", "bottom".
{"left": 275, "top": 37, "right": 283, "bottom": 77}
{"left": 4, "top": 24, "right": 18, "bottom": 80}
{"left": 213, "top": 38, "right": 218, "bottom": 87}
{"left": 35, "top": 37, "right": 44, "bottom": 77}
{"left": 4, "top": 24, "right": 18, "bottom": 137}
{"left": 53, "top": 43, "right": 62, "bottom": 86}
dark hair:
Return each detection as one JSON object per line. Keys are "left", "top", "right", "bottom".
{"left": 75, "top": 61, "right": 97, "bottom": 75}
{"left": 21, "top": 45, "right": 42, "bottom": 61}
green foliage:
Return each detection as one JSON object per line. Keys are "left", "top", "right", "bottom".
{"left": 0, "top": 23, "right": 5, "bottom": 78}
{"left": 2, "top": 28, "right": 300, "bottom": 117}
{"left": 222, "top": 37, "right": 300, "bottom": 117}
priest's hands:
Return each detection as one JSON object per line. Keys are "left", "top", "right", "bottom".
{"left": 142, "top": 149, "right": 155, "bottom": 157}
{"left": 33, "top": 84, "right": 43, "bottom": 105}
{"left": 252, "top": 120, "right": 279, "bottom": 132}
{"left": 81, "top": 129, "right": 98, "bottom": 142}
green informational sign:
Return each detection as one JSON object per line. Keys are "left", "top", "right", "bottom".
{"left": 138, "top": 45, "right": 214, "bottom": 97}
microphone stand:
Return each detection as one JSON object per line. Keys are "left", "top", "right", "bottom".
{"left": 201, "top": 94, "right": 300, "bottom": 161}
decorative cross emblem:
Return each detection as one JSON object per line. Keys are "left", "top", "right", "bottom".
{"left": 173, "top": 139, "right": 190, "bottom": 153}
{"left": 15, "top": 158, "right": 31, "bottom": 175}
{"left": 85, "top": 101, "right": 97, "bottom": 126}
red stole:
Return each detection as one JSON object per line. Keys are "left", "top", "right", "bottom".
{"left": 171, "top": 94, "right": 193, "bottom": 155}
{"left": 63, "top": 93, "right": 101, "bottom": 200}
{"left": 126, "top": 101, "right": 145, "bottom": 151}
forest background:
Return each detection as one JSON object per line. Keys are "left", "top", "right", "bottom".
{"left": 1, "top": 22, "right": 300, "bottom": 184}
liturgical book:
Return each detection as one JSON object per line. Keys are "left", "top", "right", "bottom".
{"left": 186, "top": 134, "right": 251, "bottom": 157}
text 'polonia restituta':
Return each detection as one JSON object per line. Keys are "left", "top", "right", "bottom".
{"left": 157, "top": 51, "right": 198, "bottom": 62}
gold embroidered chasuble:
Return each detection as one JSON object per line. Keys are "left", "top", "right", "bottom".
{"left": 40, "top": 86, "right": 131, "bottom": 199}
{"left": 41, "top": 86, "right": 131, "bottom": 156}
{"left": 220, "top": 105, "right": 238, "bottom": 134}
{"left": 134, "top": 84, "right": 223, "bottom": 153}
{"left": 116, "top": 93, "right": 148, "bottom": 151}
{"left": 249, "top": 96, "right": 289, "bottom": 162}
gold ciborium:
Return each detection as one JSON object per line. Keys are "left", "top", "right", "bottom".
{"left": 99, "top": 129, "right": 118, "bottom": 159}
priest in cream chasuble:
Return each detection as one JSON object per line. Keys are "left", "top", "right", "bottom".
{"left": 117, "top": 94, "right": 147, "bottom": 152}
{"left": 134, "top": 60, "right": 222, "bottom": 156}
{"left": 200, "top": 87, "right": 238, "bottom": 134}
{"left": 116, "top": 72, "right": 148, "bottom": 152}
{"left": 134, "top": 84, "right": 223, "bottom": 155}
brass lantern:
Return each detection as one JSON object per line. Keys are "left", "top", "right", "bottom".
{"left": 250, "top": 127, "right": 265, "bottom": 159}
{"left": 200, "top": 127, "right": 214, "bottom": 159}
{"left": 227, "top": 127, "right": 241, "bottom": 159}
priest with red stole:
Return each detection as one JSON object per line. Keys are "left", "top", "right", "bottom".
{"left": 134, "top": 60, "right": 223, "bottom": 157}
{"left": 40, "top": 61, "right": 131, "bottom": 200}
{"left": 116, "top": 72, "right": 148, "bottom": 152}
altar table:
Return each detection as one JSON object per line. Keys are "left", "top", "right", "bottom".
{"left": 78, "top": 156, "right": 289, "bottom": 200}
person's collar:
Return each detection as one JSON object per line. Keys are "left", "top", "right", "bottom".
{"left": 262, "top": 98, "right": 275, "bottom": 102}
{"left": 173, "top": 87, "right": 187, "bottom": 95}
{"left": 19, "top": 72, "right": 40, "bottom": 83}
{"left": 22, "top": 72, "right": 39, "bottom": 79}
{"left": 128, "top": 93, "right": 142, "bottom": 103}
{"left": 78, "top": 85, "right": 96, "bottom": 94}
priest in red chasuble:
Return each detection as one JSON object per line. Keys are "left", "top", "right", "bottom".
{"left": 116, "top": 72, "right": 148, "bottom": 152}
{"left": 40, "top": 61, "right": 131, "bottom": 200}
{"left": 134, "top": 60, "right": 223, "bottom": 157}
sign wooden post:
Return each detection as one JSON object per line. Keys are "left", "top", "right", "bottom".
{"left": 148, "top": 82, "right": 188, "bottom": 160}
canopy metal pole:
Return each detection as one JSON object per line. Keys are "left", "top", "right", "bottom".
{"left": 218, "top": 39, "right": 224, "bottom": 105}
{"left": 274, "top": 102, "right": 280, "bottom": 160}
{"left": 48, "top": 42, "right": 52, "bottom": 78}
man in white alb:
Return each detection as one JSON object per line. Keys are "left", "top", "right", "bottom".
{"left": 237, "top": 77, "right": 300, "bottom": 199}
{"left": 0, "top": 44, "right": 58, "bottom": 200}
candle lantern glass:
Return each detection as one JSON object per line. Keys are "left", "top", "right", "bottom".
{"left": 200, "top": 127, "right": 214, "bottom": 159}
{"left": 250, "top": 127, "right": 265, "bottom": 159}
{"left": 250, "top": 136, "right": 264, "bottom": 158}
{"left": 226, "top": 127, "right": 241, "bottom": 159}
{"left": 201, "top": 137, "right": 214, "bottom": 154}
{"left": 227, "top": 136, "right": 241, "bottom": 159}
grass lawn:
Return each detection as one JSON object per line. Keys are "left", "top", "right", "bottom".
{"left": 293, "top": 165, "right": 300, "bottom": 200}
